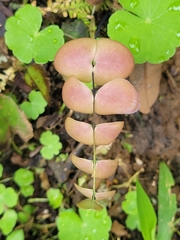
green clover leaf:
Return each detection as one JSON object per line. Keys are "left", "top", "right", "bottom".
{"left": 20, "top": 90, "right": 47, "bottom": 120}
{"left": 40, "top": 131, "right": 62, "bottom": 160}
{"left": 5, "top": 4, "right": 64, "bottom": 64}
{"left": 13, "top": 168, "right": 34, "bottom": 187}
{"left": 0, "top": 184, "right": 18, "bottom": 215}
{"left": 122, "top": 191, "right": 141, "bottom": 230}
{"left": 57, "top": 208, "right": 111, "bottom": 240}
{"left": 108, "top": 0, "right": 180, "bottom": 63}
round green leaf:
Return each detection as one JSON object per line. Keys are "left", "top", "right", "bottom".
{"left": 6, "top": 229, "right": 24, "bottom": 240}
{"left": 46, "top": 188, "right": 63, "bottom": 209}
{"left": 5, "top": 4, "right": 64, "bottom": 63}
{"left": 107, "top": 0, "right": 180, "bottom": 63}
{"left": 0, "top": 209, "right": 18, "bottom": 235}
{"left": 14, "top": 168, "right": 34, "bottom": 187}
{"left": 3, "top": 187, "right": 18, "bottom": 208}
{"left": 21, "top": 185, "right": 34, "bottom": 197}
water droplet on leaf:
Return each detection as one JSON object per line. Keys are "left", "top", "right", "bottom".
{"left": 176, "top": 31, "right": 180, "bottom": 38}
{"left": 29, "top": 37, "right": 33, "bottom": 43}
{"left": 166, "top": 50, "right": 171, "bottom": 55}
{"left": 92, "top": 229, "right": 97, "bottom": 233}
{"left": 158, "top": 56, "right": 166, "bottom": 63}
{"left": 17, "top": 19, "right": 21, "bottom": 25}
{"left": 168, "top": 2, "right": 180, "bottom": 11}
{"left": 48, "top": 28, "right": 52, "bottom": 33}
{"left": 53, "top": 39, "right": 57, "bottom": 43}
{"left": 115, "top": 20, "right": 128, "bottom": 31}
{"left": 95, "top": 212, "right": 101, "bottom": 218}
{"left": 130, "top": 0, "right": 139, "bottom": 8}
{"left": 84, "top": 235, "right": 91, "bottom": 240}
{"left": 129, "top": 38, "right": 140, "bottom": 54}
{"left": 103, "top": 219, "right": 108, "bottom": 225}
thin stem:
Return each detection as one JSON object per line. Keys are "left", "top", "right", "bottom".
{"left": 28, "top": 198, "right": 48, "bottom": 203}
{"left": 92, "top": 69, "right": 96, "bottom": 206}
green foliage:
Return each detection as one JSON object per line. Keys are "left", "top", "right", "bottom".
{"left": 40, "top": 131, "right": 62, "bottom": 160}
{"left": 0, "top": 164, "right": 3, "bottom": 177}
{"left": 14, "top": 168, "right": 34, "bottom": 187}
{"left": 123, "top": 162, "right": 176, "bottom": 240}
{"left": 122, "top": 191, "right": 140, "bottom": 230}
{"left": 107, "top": 0, "right": 180, "bottom": 63}
{"left": 56, "top": 208, "right": 111, "bottom": 240}
{"left": 0, "top": 94, "right": 33, "bottom": 150}
{"left": 20, "top": 90, "right": 47, "bottom": 120}
{"left": 18, "top": 204, "right": 35, "bottom": 223}
{"left": 6, "top": 229, "right": 24, "bottom": 240}
{"left": 0, "top": 209, "right": 18, "bottom": 235}
{"left": 157, "top": 162, "right": 176, "bottom": 240}
{"left": 0, "top": 184, "right": 18, "bottom": 214}
{"left": 14, "top": 168, "right": 34, "bottom": 197}
{"left": 25, "top": 64, "right": 50, "bottom": 103}
{"left": 46, "top": 188, "right": 63, "bottom": 209}
{"left": 5, "top": 4, "right": 64, "bottom": 64}
{"left": 136, "top": 179, "right": 156, "bottom": 240}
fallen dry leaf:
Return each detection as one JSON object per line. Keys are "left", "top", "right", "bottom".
{"left": 111, "top": 220, "right": 128, "bottom": 237}
{"left": 130, "top": 63, "right": 162, "bottom": 114}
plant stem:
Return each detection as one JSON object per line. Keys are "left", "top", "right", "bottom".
{"left": 92, "top": 64, "right": 96, "bottom": 207}
{"left": 28, "top": 198, "right": 49, "bottom": 203}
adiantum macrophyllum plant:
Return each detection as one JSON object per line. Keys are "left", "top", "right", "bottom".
{"left": 54, "top": 38, "right": 140, "bottom": 210}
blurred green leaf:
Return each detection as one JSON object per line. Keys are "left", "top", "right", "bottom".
{"left": 157, "top": 162, "right": 176, "bottom": 240}
{"left": 108, "top": 0, "right": 180, "bottom": 63}
{"left": 21, "top": 185, "right": 34, "bottom": 197}
{"left": 5, "top": 4, "right": 64, "bottom": 64}
{"left": 40, "top": 131, "right": 62, "bottom": 160}
{"left": 0, "top": 209, "right": 18, "bottom": 235}
{"left": 20, "top": 90, "right": 47, "bottom": 120}
{"left": 136, "top": 179, "right": 156, "bottom": 240}
{"left": 0, "top": 164, "right": 3, "bottom": 178}
{"left": 18, "top": 204, "right": 35, "bottom": 223}
{"left": 6, "top": 229, "right": 24, "bottom": 240}
{"left": 0, "top": 94, "right": 33, "bottom": 150}
{"left": 46, "top": 188, "right": 63, "bottom": 209}
{"left": 14, "top": 168, "right": 34, "bottom": 187}
{"left": 57, "top": 207, "right": 111, "bottom": 240}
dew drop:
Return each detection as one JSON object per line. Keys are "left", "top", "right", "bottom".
{"left": 115, "top": 20, "right": 128, "bottom": 31}
{"left": 48, "top": 28, "right": 52, "bottom": 33}
{"left": 166, "top": 50, "right": 172, "bottom": 55}
{"left": 17, "top": 19, "right": 21, "bottom": 25}
{"left": 53, "top": 39, "right": 57, "bottom": 43}
{"left": 168, "top": 2, "right": 180, "bottom": 11}
{"left": 158, "top": 56, "right": 166, "bottom": 63}
{"left": 102, "top": 219, "right": 108, "bottom": 225}
{"left": 92, "top": 229, "right": 97, "bottom": 233}
{"left": 128, "top": 38, "right": 140, "bottom": 54}
{"left": 130, "top": 0, "right": 139, "bottom": 8}
{"left": 176, "top": 31, "right": 180, "bottom": 38}
{"left": 95, "top": 212, "right": 101, "bottom": 218}
{"left": 29, "top": 37, "right": 34, "bottom": 43}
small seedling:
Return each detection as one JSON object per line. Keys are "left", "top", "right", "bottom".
{"left": 107, "top": 0, "right": 180, "bottom": 63}
{"left": 56, "top": 207, "right": 111, "bottom": 240}
{"left": 20, "top": 90, "right": 47, "bottom": 120}
{"left": 18, "top": 204, "right": 35, "bottom": 223}
{"left": 46, "top": 188, "right": 63, "bottom": 209}
{"left": 13, "top": 168, "right": 34, "bottom": 197}
{"left": 6, "top": 229, "right": 24, "bottom": 240}
{"left": 40, "top": 130, "right": 62, "bottom": 160}
{"left": 122, "top": 162, "right": 177, "bottom": 240}
{"left": 5, "top": 4, "right": 64, "bottom": 64}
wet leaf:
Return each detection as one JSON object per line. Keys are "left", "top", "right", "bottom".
{"left": 108, "top": 0, "right": 180, "bottom": 63}
{"left": 5, "top": 4, "right": 64, "bottom": 64}
{"left": 0, "top": 94, "right": 33, "bottom": 150}
{"left": 57, "top": 207, "right": 111, "bottom": 239}
{"left": 130, "top": 63, "right": 162, "bottom": 114}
